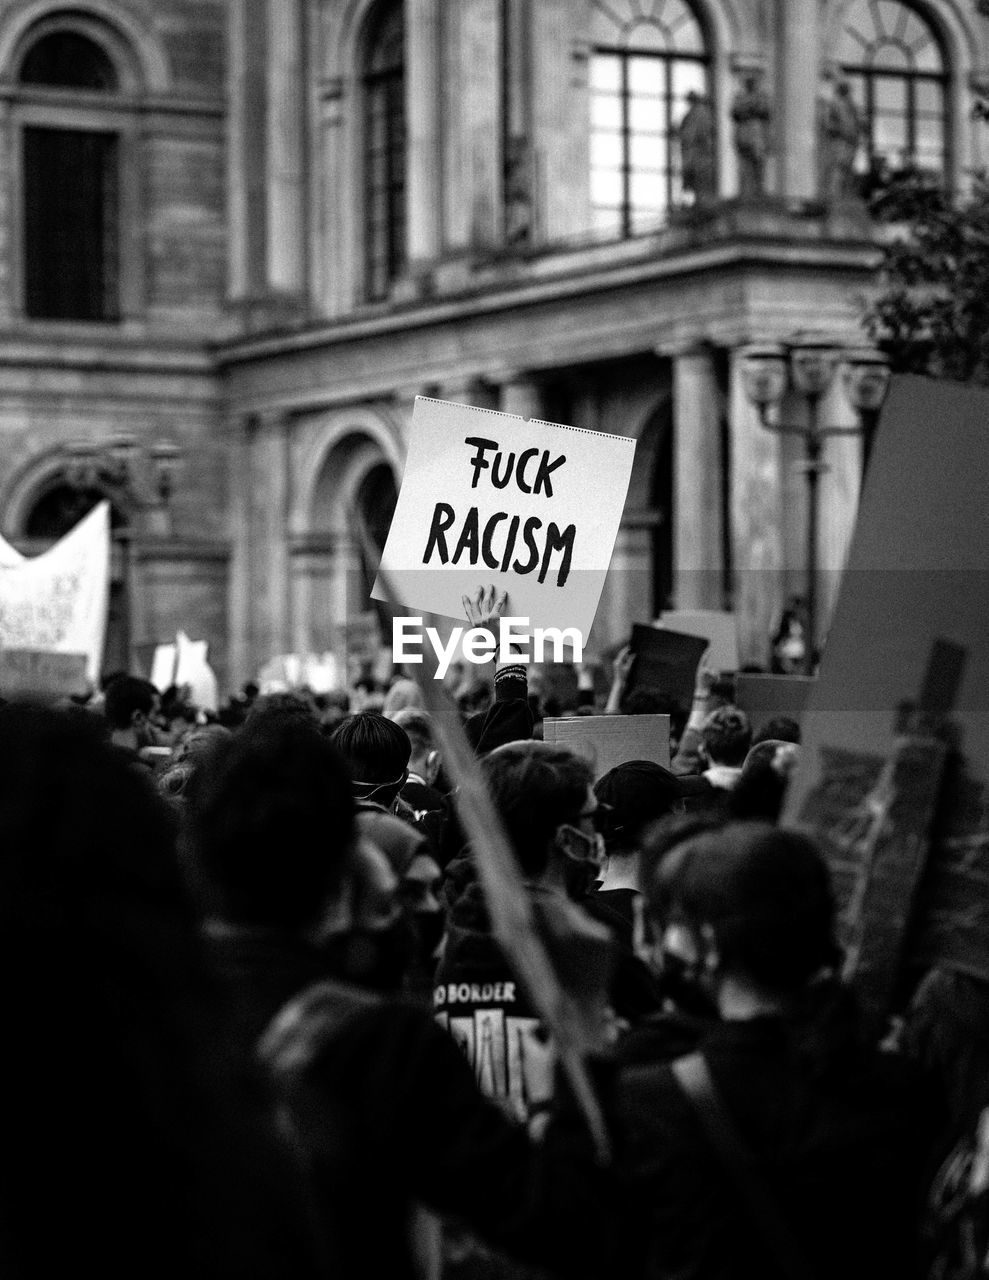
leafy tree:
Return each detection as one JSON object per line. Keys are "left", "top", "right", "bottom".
{"left": 863, "top": 167, "right": 989, "bottom": 384}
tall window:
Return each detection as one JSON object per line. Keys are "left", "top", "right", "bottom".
{"left": 18, "top": 30, "right": 122, "bottom": 320}
{"left": 363, "top": 3, "right": 406, "bottom": 301}
{"left": 589, "top": 0, "right": 709, "bottom": 238}
{"left": 837, "top": 0, "right": 949, "bottom": 183}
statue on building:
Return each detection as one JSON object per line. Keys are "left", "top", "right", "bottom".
{"left": 503, "top": 134, "right": 534, "bottom": 247}
{"left": 731, "top": 70, "right": 772, "bottom": 199}
{"left": 676, "top": 90, "right": 717, "bottom": 207}
{"left": 819, "top": 77, "right": 863, "bottom": 204}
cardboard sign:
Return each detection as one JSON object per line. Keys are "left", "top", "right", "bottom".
{"left": 543, "top": 714, "right": 670, "bottom": 780}
{"left": 372, "top": 397, "right": 636, "bottom": 639}
{"left": 0, "top": 648, "right": 89, "bottom": 698}
{"left": 734, "top": 674, "right": 815, "bottom": 733}
{"left": 658, "top": 610, "right": 739, "bottom": 673}
{"left": 624, "top": 624, "right": 709, "bottom": 711}
{"left": 786, "top": 375, "right": 989, "bottom": 991}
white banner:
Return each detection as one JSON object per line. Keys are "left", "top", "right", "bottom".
{"left": 0, "top": 502, "right": 110, "bottom": 684}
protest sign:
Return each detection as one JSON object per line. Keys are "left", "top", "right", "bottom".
{"left": 543, "top": 714, "right": 670, "bottom": 780}
{"left": 786, "top": 375, "right": 989, "bottom": 1000}
{"left": 0, "top": 648, "right": 88, "bottom": 699}
{"left": 734, "top": 673, "right": 815, "bottom": 732}
{"left": 623, "top": 624, "right": 708, "bottom": 711}
{"left": 0, "top": 502, "right": 110, "bottom": 683}
{"left": 372, "top": 397, "right": 636, "bottom": 641}
{"left": 658, "top": 610, "right": 739, "bottom": 673}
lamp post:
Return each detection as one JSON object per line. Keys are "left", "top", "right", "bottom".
{"left": 741, "top": 336, "right": 891, "bottom": 676}
{"left": 62, "top": 434, "right": 182, "bottom": 673}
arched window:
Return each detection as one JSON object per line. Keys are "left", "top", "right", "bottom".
{"left": 17, "top": 27, "right": 124, "bottom": 321}
{"left": 363, "top": 3, "right": 406, "bottom": 301}
{"left": 589, "top": 0, "right": 709, "bottom": 237}
{"left": 836, "top": 0, "right": 949, "bottom": 182}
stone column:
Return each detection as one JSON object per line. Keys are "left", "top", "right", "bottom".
{"left": 672, "top": 345, "right": 723, "bottom": 610}
{"left": 248, "top": 410, "right": 293, "bottom": 666}
{"left": 495, "top": 372, "right": 542, "bottom": 419}
{"left": 313, "top": 77, "right": 351, "bottom": 316}
{"left": 406, "top": 0, "right": 442, "bottom": 267}
{"left": 593, "top": 521, "right": 652, "bottom": 654}
{"left": 266, "top": 0, "right": 306, "bottom": 292}
{"left": 228, "top": 0, "right": 268, "bottom": 298}
{"left": 728, "top": 346, "right": 785, "bottom": 667}
{"left": 442, "top": 0, "right": 501, "bottom": 251}
{"left": 288, "top": 533, "right": 335, "bottom": 656}
{"left": 226, "top": 412, "right": 254, "bottom": 687}
{"left": 777, "top": 0, "right": 819, "bottom": 201}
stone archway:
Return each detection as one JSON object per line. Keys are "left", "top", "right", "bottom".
{"left": 289, "top": 426, "right": 400, "bottom": 657}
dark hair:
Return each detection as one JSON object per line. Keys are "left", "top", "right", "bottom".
{"left": 330, "top": 712, "right": 411, "bottom": 785}
{"left": 648, "top": 822, "right": 838, "bottom": 995}
{"left": 0, "top": 704, "right": 316, "bottom": 1274}
{"left": 244, "top": 691, "right": 319, "bottom": 730}
{"left": 481, "top": 741, "right": 593, "bottom": 878}
{"left": 103, "top": 675, "right": 157, "bottom": 729}
{"left": 753, "top": 716, "right": 801, "bottom": 746}
{"left": 639, "top": 810, "right": 727, "bottom": 907}
{"left": 701, "top": 705, "right": 752, "bottom": 766}
{"left": 185, "top": 716, "right": 356, "bottom": 929}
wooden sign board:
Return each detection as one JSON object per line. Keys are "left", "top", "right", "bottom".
{"left": 786, "top": 375, "right": 989, "bottom": 996}
{"left": 543, "top": 713, "right": 670, "bottom": 780}
{"left": 658, "top": 610, "right": 739, "bottom": 673}
{"left": 734, "top": 674, "right": 815, "bottom": 733}
{"left": 0, "top": 648, "right": 89, "bottom": 699}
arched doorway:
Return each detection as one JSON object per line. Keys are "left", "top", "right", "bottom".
{"left": 353, "top": 461, "right": 398, "bottom": 629}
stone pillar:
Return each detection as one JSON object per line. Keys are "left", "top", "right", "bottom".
{"left": 777, "top": 0, "right": 819, "bottom": 201}
{"left": 442, "top": 0, "right": 501, "bottom": 251}
{"left": 266, "top": 0, "right": 306, "bottom": 292}
{"left": 592, "top": 522, "right": 652, "bottom": 654}
{"left": 227, "top": 412, "right": 253, "bottom": 687}
{"left": 228, "top": 0, "right": 268, "bottom": 298}
{"left": 531, "top": 1, "right": 591, "bottom": 241}
{"left": 672, "top": 346, "right": 723, "bottom": 610}
{"left": 495, "top": 371, "right": 542, "bottom": 419}
{"left": 406, "top": 0, "right": 442, "bottom": 266}
{"left": 728, "top": 346, "right": 785, "bottom": 667}
{"left": 248, "top": 410, "right": 293, "bottom": 666}
{"left": 288, "top": 533, "right": 335, "bottom": 655}
{"left": 314, "top": 77, "right": 351, "bottom": 316}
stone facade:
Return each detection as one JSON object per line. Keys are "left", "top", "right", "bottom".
{"left": 1, "top": 0, "right": 988, "bottom": 690}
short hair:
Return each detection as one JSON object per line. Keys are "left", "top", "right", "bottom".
{"left": 391, "top": 708, "right": 434, "bottom": 757}
{"left": 330, "top": 712, "right": 411, "bottom": 785}
{"left": 481, "top": 741, "right": 593, "bottom": 878}
{"left": 244, "top": 691, "right": 318, "bottom": 731}
{"left": 701, "top": 705, "right": 752, "bottom": 766}
{"left": 752, "top": 716, "right": 801, "bottom": 746}
{"left": 103, "top": 676, "right": 157, "bottom": 730}
{"left": 646, "top": 822, "right": 838, "bottom": 994}
{"left": 185, "top": 717, "right": 355, "bottom": 929}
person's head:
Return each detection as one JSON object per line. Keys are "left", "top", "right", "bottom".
{"left": 701, "top": 705, "right": 752, "bottom": 767}
{"left": 382, "top": 678, "right": 424, "bottom": 721}
{"left": 730, "top": 740, "right": 801, "bottom": 823}
{"left": 392, "top": 707, "right": 440, "bottom": 784}
{"left": 594, "top": 760, "right": 698, "bottom": 858}
{"left": 752, "top": 716, "right": 801, "bottom": 747}
{"left": 185, "top": 716, "right": 356, "bottom": 931}
{"left": 103, "top": 675, "right": 160, "bottom": 748}
{"left": 244, "top": 690, "right": 318, "bottom": 731}
{"left": 645, "top": 822, "right": 838, "bottom": 1015}
{"left": 482, "top": 741, "right": 600, "bottom": 893}
{"left": 330, "top": 712, "right": 412, "bottom": 809}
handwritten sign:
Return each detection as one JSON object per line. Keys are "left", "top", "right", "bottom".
{"left": 372, "top": 397, "right": 636, "bottom": 639}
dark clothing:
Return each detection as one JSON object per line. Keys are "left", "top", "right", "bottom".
{"left": 262, "top": 981, "right": 615, "bottom": 1280}
{"left": 614, "top": 1014, "right": 930, "bottom": 1280}
{"left": 582, "top": 886, "right": 662, "bottom": 1023}
{"left": 402, "top": 776, "right": 446, "bottom": 815}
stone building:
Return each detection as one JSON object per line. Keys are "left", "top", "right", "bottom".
{"left": 0, "top": 0, "right": 986, "bottom": 690}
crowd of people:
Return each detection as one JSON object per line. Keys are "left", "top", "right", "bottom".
{"left": 1, "top": 590, "right": 985, "bottom": 1279}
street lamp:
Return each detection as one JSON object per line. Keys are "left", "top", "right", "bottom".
{"left": 62, "top": 435, "right": 183, "bottom": 672}
{"left": 741, "top": 335, "right": 891, "bottom": 675}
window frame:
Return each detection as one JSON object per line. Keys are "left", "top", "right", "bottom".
{"left": 7, "top": 22, "right": 145, "bottom": 327}
{"left": 361, "top": 3, "right": 407, "bottom": 303}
